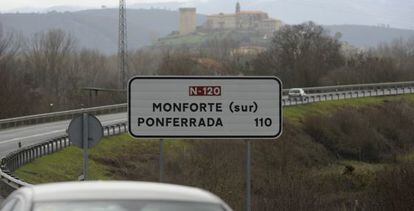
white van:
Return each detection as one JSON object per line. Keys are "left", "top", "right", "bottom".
{"left": 288, "top": 88, "right": 307, "bottom": 99}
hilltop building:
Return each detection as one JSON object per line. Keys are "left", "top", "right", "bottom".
{"left": 177, "top": 2, "right": 282, "bottom": 37}
{"left": 203, "top": 2, "right": 282, "bottom": 36}
{"left": 179, "top": 8, "right": 197, "bottom": 35}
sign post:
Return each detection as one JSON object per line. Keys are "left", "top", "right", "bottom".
{"left": 82, "top": 113, "right": 89, "bottom": 180}
{"left": 159, "top": 139, "right": 164, "bottom": 182}
{"left": 128, "top": 76, "right": 282, "bottom": 211}
{"left": 246, "top": 140, "right": 252, "bottom": 211}
{"left": 68, "top": 114, "right": 103, "bottom": 181}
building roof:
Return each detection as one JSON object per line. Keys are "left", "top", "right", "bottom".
{"left": 238, "top": 11, "right": 267, "bottom": 15}
{"left": 208, "top": 10, "right": 268, "bottom": 17}
{"left": 208, "top": 13, "right": 236, "bottom": 17}
{"left": 262, "top": 18, "right": 281, "bottom": 22}
{"left": 179, "top": 7, "right": 196, "bottom": 12}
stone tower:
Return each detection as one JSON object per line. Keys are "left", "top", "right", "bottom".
{"left": 236, "top": 2, "right": 241, "bottom": 14}
{"left": 179, "top": 8, "right": 197, "bottom": 36}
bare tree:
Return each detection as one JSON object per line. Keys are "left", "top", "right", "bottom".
{"left": 253, "top": 22, "right": 344, "bottom": 87}
{"left": 25, "top": 29, "right": 76, "bottom": 106}
{"left": 322, "top": 37, "right": 414, "bottom": 85}
{"left": 199, "top": 37, "right": 240, "bottom": 62}
{"left": 129, "top": 49, "right": 161, "bottom": 76}
{"left": 0, "top": 27, "right": 36, "bottom": 118}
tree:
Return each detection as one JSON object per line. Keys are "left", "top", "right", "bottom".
{"left": 157, "top": 49, "right": 195, "bottom": 75}
{"left": 0, "top": 23, "right": 19, "bottom": 64}
{"left": 129, "top": 49, "right": 161, "bottom": 76}
{"left": 253, "top": 22, "right": 344, "bottom": 87}
{"left": 24, "top": 29, "right": 76, "bottom": 105}
{"left": 322, "top": 37, "right": 414, "bottom": 85}
{"left": 0, "top": 28, "right": 35, "bottom": 118}
{"left": 199, "top": 37, "right": 240, "bottom": 62}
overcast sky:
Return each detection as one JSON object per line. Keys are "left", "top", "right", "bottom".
{"left": 1, "top": 0, "right": 412, "bottom": 29}
{"left": 0, "top": 0, "right": 189, "bottom": 11}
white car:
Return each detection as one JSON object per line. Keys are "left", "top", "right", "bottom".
{"left": 0, "top": 181, "right": 233, "bottom": 211}
{"left": 288, "top": 88, "right": 307, "bottom": 99}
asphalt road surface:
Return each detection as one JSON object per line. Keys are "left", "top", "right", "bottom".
{"left": 0, "top": 87, "right": 410, "bottom": 199}
{"left": 0, "top": 113, "right": 127, "bottom": 158}
{"left": 1, "top": 88, "right": 409, "bottom": 158}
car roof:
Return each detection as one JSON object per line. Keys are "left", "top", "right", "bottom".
{"left": 20, "top": 181, "right": 227, "bottom": 205}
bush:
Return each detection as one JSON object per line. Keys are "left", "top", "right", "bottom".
{"left": 304, "top": 100, "right": 414, "bottom": 163}
{"left": 366, "top": 163, "right": 414, "bottom": 210}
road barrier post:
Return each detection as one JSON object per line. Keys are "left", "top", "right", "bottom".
{"left": 82, "top": 113, "right": 89, "bottom": 181}
{"left": 246, "top": 140, "right": 252, "bottom": 211}
{"left": 159, "top": 139, "right": 164, "bottom": 183}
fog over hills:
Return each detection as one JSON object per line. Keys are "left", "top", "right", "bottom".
{"left": 0, "top": 9, "right": 413, "bottom": 54}
{"left": 0, "top": 9, "right": 206, "bottom": 54}
{"left": 5, "top": 0, "right": 413, "bottom": 30}
{"left": 324, "top": 25, "right": 414, "bottom": 48}
{"left": 139, "top": 0, "right": 414, "bottom": 30}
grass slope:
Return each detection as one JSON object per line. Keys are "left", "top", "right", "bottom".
{"left": 156, "top": 30, "right": 268, "bottom": 47}
{"left": 15, "top": 94, "right": 414, "bottom": 183}
{"left": 284, "top": 94, "right": 414, "bottom": 123}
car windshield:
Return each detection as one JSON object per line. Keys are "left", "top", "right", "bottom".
{"left": 33, "top": 200, "right": 224, "bottom": 211}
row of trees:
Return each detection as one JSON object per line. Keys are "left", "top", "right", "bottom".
{"left": 144, "top": 21, "right": 414, "bottom": 88}
{"left": 0, "top": 27, "right": 248, "bottom": 118}
{"left": 252, "top": 22, "right": 414, "bottom": 87}
{"left": 1, "top": 22, "right": 414, "bottom": 118}
{"left": 0, "top": 29, "right": 121, "bottom": 118}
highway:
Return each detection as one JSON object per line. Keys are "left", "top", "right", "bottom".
{"left": 0, "top": 88, "right": 410, "bottom": 157}
{"left": 0, "top": 113, "right": 127, "bottom": 157}
{"left": 0, "top": 82, "right": 413, "bottom": 200}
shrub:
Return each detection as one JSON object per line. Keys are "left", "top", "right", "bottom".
{"left": 366, "top": 163, "right": 414, "bottom": 210}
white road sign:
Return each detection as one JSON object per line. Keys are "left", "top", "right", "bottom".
{"left": 128, "top": 76, "right": 282, "bottom": 139}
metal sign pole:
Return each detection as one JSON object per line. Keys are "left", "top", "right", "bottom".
{"left": 82, "top": 113, "right": 89, "bottom": 181}
{"left": 159, "top": 139, "right": 164, "bottom": 182}
{"left": 246, "top": 140, "right": 252, "bottom": 211}
{"left": 69, "top": 114, "right": 103, "bottom": 181}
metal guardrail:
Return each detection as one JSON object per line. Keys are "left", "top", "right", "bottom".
{"left": 1, "top": 81, "right": 414, "bottom": 130}
{"left": 281, "top": 81, "right": 414, "bottom": 96}
{"left": 0, "top": 104, "right": 127, "bottom": 130}
{"left": 0, "top": 123, "right": 128, "bottom": 189}
{"left": 282, "top": 86, "right": 414, "bottom": 106}
{"left": 1, "top": 81, "right": 414, "bottom": 190}
{"left": 0, "top": 170, "right": 32, "bottom": 190}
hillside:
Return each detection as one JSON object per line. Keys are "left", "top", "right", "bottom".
{"left": 1, "top": 9, "right": 413, "bottom": 54}
{"left": 156, "top": 25, "right": 414, "bottom": 50}
{"left": 7, "top": 0, "right": 413, "bottom": 30}
{"left": 15, "top": 94, "right": 414, "bottom": 210}
{"left": 0, "top": 9, "right": 206, "bottom": 54}
{"left": 325, "top": 25, "right": 414, "bottom": 48}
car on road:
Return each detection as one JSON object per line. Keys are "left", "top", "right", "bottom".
{"left": 0, "top": 181, "right": 233, "bottom": 211}
{"left": 288, "top": 88, "right": 307, "bottom": 100}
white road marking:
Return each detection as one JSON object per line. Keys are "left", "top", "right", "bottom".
{"left": 0, "top": 130, "right": 65, "bottom": 145}
{"left": 0, "top": 118, "right": 126, "bottom": 145}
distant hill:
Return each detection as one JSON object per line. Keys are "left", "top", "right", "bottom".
{"left": 4, "top": 0, "right": 413, "bottom": 30}
{"left": 129, "top": 0, "right": 414, "bottom": 30}
{"left": 0, "top": 9, "right": 413, "bottom": 54}
{"left": 325, "top": 25, "right": 414, "bottom": 48}
{"left": 0, "top": 9, "right": 206, "bottom": 54}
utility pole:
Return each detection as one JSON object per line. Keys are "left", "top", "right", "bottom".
{"left": 118, "top": 0, "right": 128, "bottom": 90}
